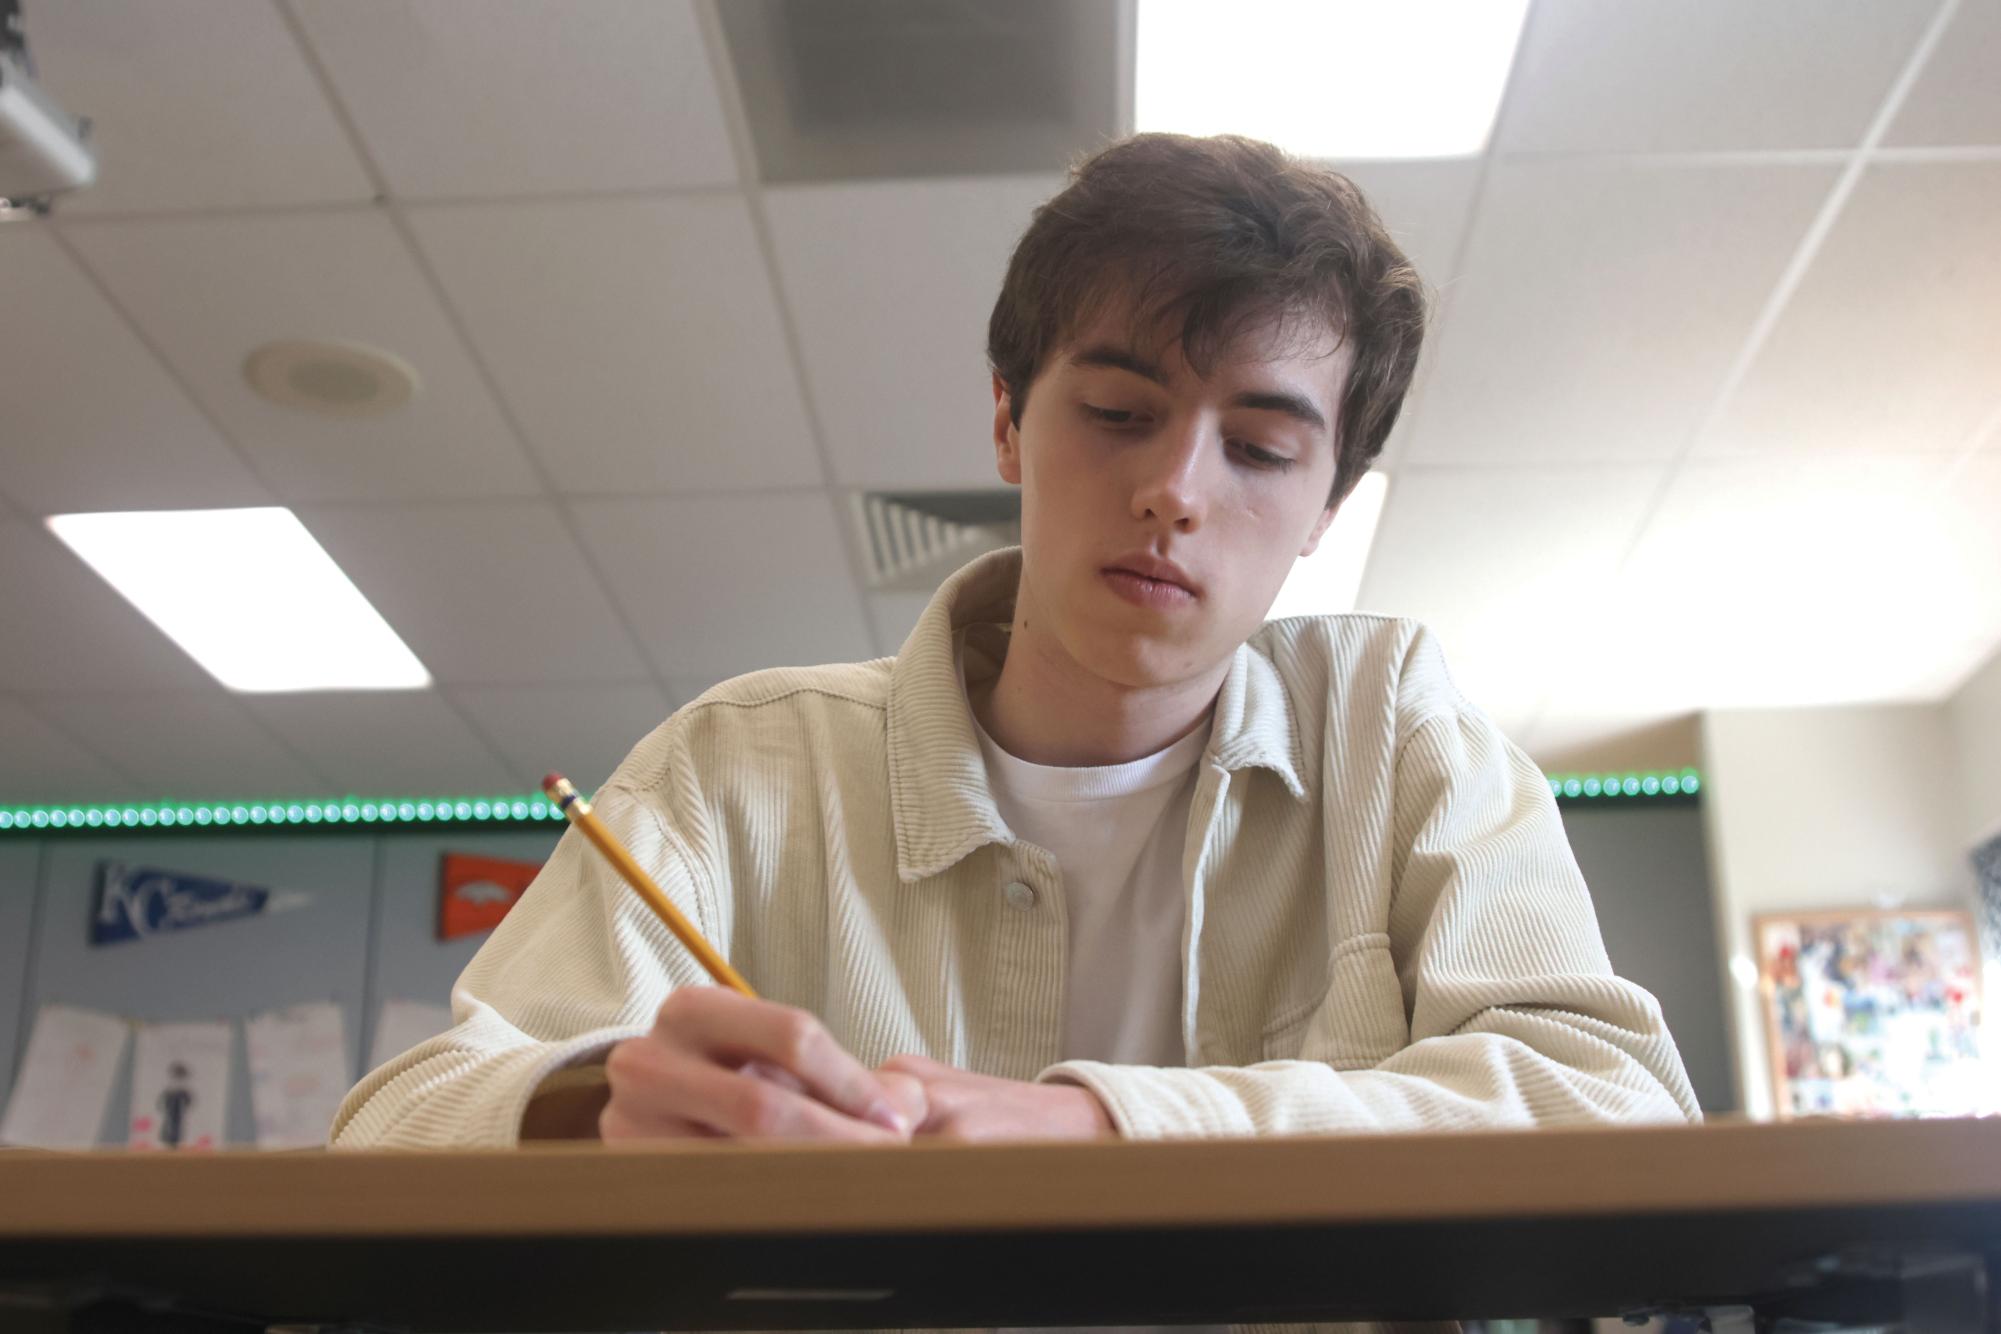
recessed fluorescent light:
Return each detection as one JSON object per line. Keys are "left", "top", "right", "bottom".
{"left": 1135, "top": 0, "right": 1530, "bottom": 159}
{"left": 1266, "top": 470, "right": 1389, "bottom": 620}
{"left": 46, "top": 508, "right": 431, "bottom": 693}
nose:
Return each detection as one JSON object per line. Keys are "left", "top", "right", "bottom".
{"left": 1129, "top": 418, "right": 1209, "bottom": 533}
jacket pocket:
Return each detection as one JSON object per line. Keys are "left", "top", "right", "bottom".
{"left": 1261, "top": 933, "right": 1410, "bottom": 1067}
{"left": 1258, "top": 993, "right": 1322, "bottom": 1060}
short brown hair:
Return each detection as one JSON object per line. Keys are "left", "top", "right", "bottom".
{"left": 987, "top": 133, "right": 1427, "bottom": 508}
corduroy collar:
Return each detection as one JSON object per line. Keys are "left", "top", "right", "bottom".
{"left": 886, "top": 547, "right": 1307, "bottom": 883}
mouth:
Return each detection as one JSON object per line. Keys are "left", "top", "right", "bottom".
{"left": 1101, "top": 556, "right": 1200, "bottom": 609}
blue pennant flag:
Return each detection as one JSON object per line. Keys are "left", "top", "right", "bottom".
{"left": 90, "top": 862, "right": 301, "bottom": 946}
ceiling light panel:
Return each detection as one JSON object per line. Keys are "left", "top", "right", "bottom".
{"left": 46, "top": 508, "right": 432, "bottom": 693}
{"left": 1136, "top": 0, "right": 1530, "bottom": 159}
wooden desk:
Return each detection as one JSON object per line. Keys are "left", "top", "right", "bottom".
{"left": 2, "top": 1118, "right": 1998, "bottom": 1331}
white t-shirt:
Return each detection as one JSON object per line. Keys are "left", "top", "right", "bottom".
{"left": 968, "top": 665, "right": 1223, "bottom": 1334}
{"left": 969, "top": 693, "right": 1209, "bottom": 1067}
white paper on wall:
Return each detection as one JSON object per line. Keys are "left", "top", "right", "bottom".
{"left": 368, "top": 998, "right": 455, "bottom": 1072}
{"left": 0, "top": 1004, "right": 130, "bottom": 1148}
{"left": 244, "top": 1001, "right": 352, "bottom": 1149}
{"left": 128, "top": 1020, "right": 231, "bottom": 1150}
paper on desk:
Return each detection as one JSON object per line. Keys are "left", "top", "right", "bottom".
{"left": 128, "top": 1020, "right": 231, "bottom": 1150}
{"left": 245, "top": 1001, "right": 351, "bottom": 1149}
{"left": 369, "top": 997, "right": 455, "bottom": 1071}
{"left": 0, "top": 1004, "right": 130, "bottom": 1148}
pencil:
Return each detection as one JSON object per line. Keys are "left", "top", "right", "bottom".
{"left": 542, "top": 772, "right": 758, "bottom": 999}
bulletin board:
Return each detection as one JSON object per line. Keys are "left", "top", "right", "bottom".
{"left": 1756, "top": 908, "right": 1985, "bottom": 1118}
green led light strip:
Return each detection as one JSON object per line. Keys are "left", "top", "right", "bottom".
{"left": 0, "top": 794, "right": 566, "bottom": 835}
{"left": 1547, "top": 770, "right": 1700, "bottom": 801}
{"left": 0, "top": 770, "right": 1701, "bottom": 835}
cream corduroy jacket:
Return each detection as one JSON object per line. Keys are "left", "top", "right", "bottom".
{"left": 331, "top": 548, "right": 1699, "bottom": 1150}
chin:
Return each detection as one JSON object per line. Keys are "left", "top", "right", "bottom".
{"left": 1066, "top": 624, "right": 1217, "bottom": 691}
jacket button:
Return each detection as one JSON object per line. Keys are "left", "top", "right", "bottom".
{"left": 1003, "top": 880, "right": 1037, "bottom": 912}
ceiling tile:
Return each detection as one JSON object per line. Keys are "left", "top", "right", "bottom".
{"left": 291, "top": 0, "right": 737, "bottom": 199}
{"left": 28, "top": 0, "right": 373, "bottom": 214}
{"left": 63, "top": 210, "right": 544, "bottom": 502}
{"left": 448, "top": 682, "right": 673, "bottom": 792}
{"left": 868, "top": 591, "right": 935, "bottom": 658}
{"left": 666, "top": 675, "right": 736, "bottom": 707}
{"left": 1328, "top": 161, "right": 1482, "bottom": 475}
{"left": 1551, "top": 454, "right": 2001, "bottom": 715}
{"left": 0, "top": 228, "right": 269, "bottom": 514}
{"left": 0, "top": 522, "right": 209, "bottom": 692}
{"left": 242, "top": 691, "right": 515, "bottom": 795}
{"left": 1522, "top": 710, "right": 1703, "bottom": 775}
{"left": 1946, "top": 628, "right": 2001, "bottom": 702}
{"left": 1700, "top": 162, "right": 2001, "bottom": 459}
{"left": 1939, "top": 451, "right": 2001, "bottom": 626}
{"left": 1925, "top": 636, "right": 2001, "bottom": 703}
{"left": 1884, "top": 0, "right": 2001, "bottom": 148}
{"left": 764, "top": 175, "right": 1060, "bottom": 489}
{"left": 31, "top": 690, "right": 326, "bottom": 798}
{"left": 296, "top": 501, "right": 652, "bottom": 685}
{"left": 571, "top": 494, "right": 873, "bottom": 679}
{"left": 1323, "top": 159, "right": 1482, "bottom": 292}
{"left": 1498, "top": 0, "right": 1939, "bottom": 153}
{"left": 405, "top": 196, "right": 822, "bottom": 494}
{"left": 1374, "top": 354, "right": 1446, "bottom": 475}
{"left": 0, "top": 696, "right": 144, "bottom": 803}
{"left": 1356, "top": 463, "right": 1666, "bottom": 728}
{"left": 1404, "top": 161, "right": 1836, "bottom": 467}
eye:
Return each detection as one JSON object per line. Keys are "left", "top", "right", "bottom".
{"left": 1082, "top": 403, "right": 1138, "bottom": 426}
{"left": 1232, "top": 440, "right": 1295, "bottom": 471}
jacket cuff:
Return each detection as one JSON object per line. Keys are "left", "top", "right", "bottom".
{"left": 1038, "top": 1060, "right": 1252, "bottom": 1139}
{"left": 332, "top": 1025, "right": 646, "bottom": 1149}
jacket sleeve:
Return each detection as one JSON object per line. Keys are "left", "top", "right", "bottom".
{"left": 1037, "top": 704, "right": 1703, "bottom": 1139}
{"left": 328, "top": 765, "right": 722, "bottom": 1149}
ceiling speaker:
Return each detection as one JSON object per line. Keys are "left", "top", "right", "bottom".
{"left": 243, "top": 339, "right": 420, "bottom": 418}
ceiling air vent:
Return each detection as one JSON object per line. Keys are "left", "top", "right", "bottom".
{"left": 854, "top": 489, "right": 1020, "bottom": 591}
{"left": 715, "top": 0, "right": 1129, "bottom": 183}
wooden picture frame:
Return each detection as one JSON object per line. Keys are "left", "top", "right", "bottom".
{"left": 1755, "top": 908, "right": 1985, "bottom": 1118}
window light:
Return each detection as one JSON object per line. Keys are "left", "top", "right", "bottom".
{"left": 46, "top": 507, "right": 431, "bottom": 692}
{"left": 1135, "top": 0, "right": 1531, "bottom": 160}
{"left": 1266, "top": 469, "right": 1388, "bottom": 619}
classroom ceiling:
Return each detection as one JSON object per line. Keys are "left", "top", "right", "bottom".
{"left": 1, "top": 0, "right": 1998, "bottom": 803}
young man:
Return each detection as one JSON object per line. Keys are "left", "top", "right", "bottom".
{"left": 332, "top": 134, "right": 1698, "bottom": 1150}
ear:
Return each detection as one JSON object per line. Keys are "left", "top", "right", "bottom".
{"left": 992, "top": 371, "right": 1023, "bottom": 485}
{"left": 1298, "top": 503, "right": 1338, "bottom": 558}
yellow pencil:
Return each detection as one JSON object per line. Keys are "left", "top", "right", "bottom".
{"left": 542, "top": 773, "right": 758, "bottom": 999}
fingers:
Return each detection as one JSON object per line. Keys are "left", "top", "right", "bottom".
{"left": 875, "top": 1069, "right": 929, "bottom": 1128}
{"left": 656, "top": 988, "right": 909, "bottom": 1134}
{"left": 740, "top": 1058, "right": 808, "bottom": 1094}
{"left": 600, "top": 1038, "right": 717, "bottom": 1141}
{"left": 672, "top": 1048, "right": 904, "bottom": 1142}
{"left": 606, "top": 1033, "right": 903, "bottom": 1143}
{"left": 880, "top": 1053, "right": 949, "bottom": 1079}
{"left": 879, "top": 1055, "right": 961, "bottom": 1135}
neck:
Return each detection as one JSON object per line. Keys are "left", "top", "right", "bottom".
{"left": 971, "top": 612, "right": 1225, "bottom": 767}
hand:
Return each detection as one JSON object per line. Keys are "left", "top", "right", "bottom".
{"left": 877, "top": 1053, "right": 1115, "bottom": 1142}
{"left": 599, "top": 987, "right": 927, "bottom": 1143}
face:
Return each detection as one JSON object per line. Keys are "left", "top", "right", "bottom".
{"left": 992, "top": 310, "right": 1351, "bottom": 693}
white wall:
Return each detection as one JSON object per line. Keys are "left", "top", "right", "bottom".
{"left": 1947, "top": 643, "right": 2001, "bottom": 849}
{"left": 1699, "top": 703, "right": 1979, "bottom": 1119}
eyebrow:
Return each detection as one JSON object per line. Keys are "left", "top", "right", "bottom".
{"left": 1069, "top": 342, "right": 1329, "bottom": 432}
